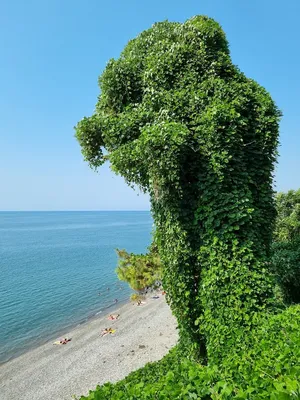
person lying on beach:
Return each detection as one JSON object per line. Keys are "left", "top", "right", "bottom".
{"left": 137, "top": 300, "right": 146, "bottom": 306}
{"left": 101, "top": 327, "right": 116, "bottom": 337}
{"left": 108, "top": 314, "right": 119, "bottom": 320}
{"left": 53, "top": 338, "right": 72, "bottom": 345}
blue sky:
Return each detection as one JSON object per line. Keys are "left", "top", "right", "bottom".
{"left": 0, "top": 0, "right": 299, "bottom": 210}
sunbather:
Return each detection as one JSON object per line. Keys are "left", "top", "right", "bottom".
{"left": 108, "top": 314, "right": 119, "bottom": 320}
{"left": 101, "top": 327, "right": 116, "bottom": 337}
{"left": 53, "top": 337, "right": 72, "bottom": 345}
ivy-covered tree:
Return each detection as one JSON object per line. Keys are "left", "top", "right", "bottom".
{"left": 75, "top": 16, "right": 282, "bottom": 361}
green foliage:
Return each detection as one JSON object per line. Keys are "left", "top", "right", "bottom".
{"left": 116, "top": 247, "right": 161, "bottom": 293}
{"left": 129, "top": 292, "right": 145, "bottom": 302}
{"left": 218, "top": 305, "right": 300, "bottom": 399}
{"left": 79, "top": 307, "right": 300, "bottom": 399}
{"left": 115, "top": 188, "right": 300, "bottom": 309}
{"left": 274, "top": 190, "right": 300, "bottom": 242}
{"left": 271, "top": 238, "right": 300, "bottom": 304}
{"left": 271, "top": 190, "right": 300, "bottom": 304}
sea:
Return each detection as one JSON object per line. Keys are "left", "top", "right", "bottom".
{"left": 0, "top": 211, "right": 152, "bottom": 364}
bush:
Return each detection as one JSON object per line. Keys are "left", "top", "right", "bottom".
{"left": 274, "top": 190, "right": 300, "bottom": 242}
{"left": 129, "top": 293, "right": 145, "bottom": 302}
{"left": 271, "top": 190, "right": 300, "bottom": 304}
{"left": 271, "top": 238, "right": 300, "bottom": 304}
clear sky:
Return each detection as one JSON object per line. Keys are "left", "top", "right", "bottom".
{"left": 0, "top": 0, "right": 299, "bottom": 211}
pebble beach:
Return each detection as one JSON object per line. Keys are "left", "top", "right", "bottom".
{"left": 0, "top": 295, "right": 178, "bottom": 400}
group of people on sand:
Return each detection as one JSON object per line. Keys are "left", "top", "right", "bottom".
{"left": 101, "top": 314, "right": 120, "bottom": 336}
{"left": 96, "top": 286, "right": 123, "bottom": 338}
{"left": 53, "top": 290, "right": 166, "bottom": 345}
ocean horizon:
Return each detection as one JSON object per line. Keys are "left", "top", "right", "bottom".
{"left": 0, "top": 211, "right": 153, "bottom": 363}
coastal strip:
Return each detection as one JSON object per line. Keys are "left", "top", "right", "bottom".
{"left": 0, "top": 296, "right": 178, "bottom": 400}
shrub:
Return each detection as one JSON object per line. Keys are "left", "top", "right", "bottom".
{"left": 129, "top": 293, "right": 145, "bottom": 302}
{"left": 271, "top": 190, "right": 300, "bottom": 304}
{"left": 274, "top": 190, "right": 300, "bottom": 242}
{"left": 271, "top": 237, "right": 300, "bottom": 304}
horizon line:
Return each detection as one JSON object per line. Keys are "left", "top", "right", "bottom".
{"left": 0, "top": 209, "right": 151, "bottom": 212}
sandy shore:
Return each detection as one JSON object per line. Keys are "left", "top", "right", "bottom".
{"left": 0, "top": 295, "right": 178, "bottom": 400}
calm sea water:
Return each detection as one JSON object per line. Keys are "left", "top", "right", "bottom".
{"left": 0, "top": 211, "right": 152, "bottom": 363}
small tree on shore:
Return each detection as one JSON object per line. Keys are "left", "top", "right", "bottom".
{"left": 116, "top": 247, "right": 162, "bottom": 296}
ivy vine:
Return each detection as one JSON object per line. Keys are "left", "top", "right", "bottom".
{"left": 75, "top": 15, "right": 282, "bottom": 362}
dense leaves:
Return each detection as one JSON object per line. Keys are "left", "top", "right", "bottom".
{"left": 273, "top": 190, "right": 300, "bottom": 242}
{"left": 271, "top": 238, "right": 300, "bottom": 304}
{"left": 271, "top": 190, "right": 300, "bottom": 303}
{"left": 116, "top": 189, "right": 300, "bottom": 307}
{"left": 116, "top": 247, "right": 161, "bottom": 294}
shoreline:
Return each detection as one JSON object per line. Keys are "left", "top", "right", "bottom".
{"left": 0, "top": 294, "right": 178, "bottom": 400}
{"left": 0, "top": 296, "right": 130, "bottom": 366}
